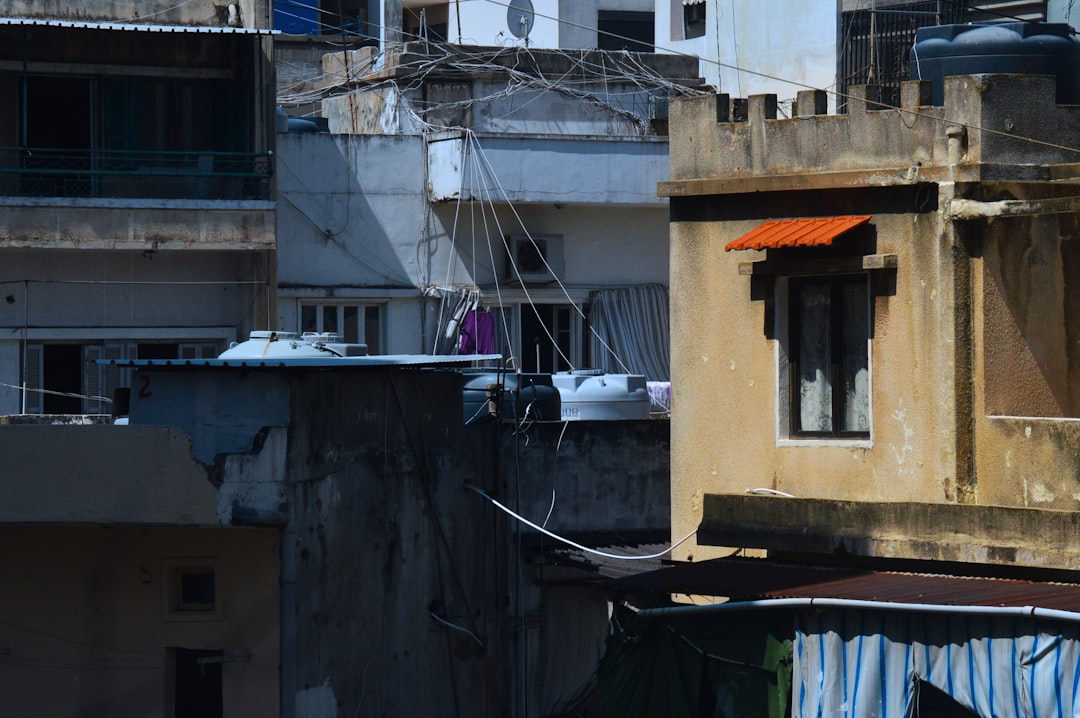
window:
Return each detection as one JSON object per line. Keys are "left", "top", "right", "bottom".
{"left": 783, "top": 275, "right": 870, "bottom": 438}
{"left": 22, "top": 340, "right": 220, "bottom": 414}
{"left": 164, "top": 559, "right": 221, "bottom": 620}
{"left": 300, "top": 301, "right": 384, "bottom": 353}
{"left": 682, "top": 0, "right": 706, "bottom": 40}
{"left": 597, "top": 11, "right": 654, "bottom": 52}
{"left": 519, "top": 303, "right": 581, "bottom": 374}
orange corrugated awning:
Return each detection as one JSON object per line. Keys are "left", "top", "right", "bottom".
{"left": 725, "top": 215, "right": 872, "bottom": 251}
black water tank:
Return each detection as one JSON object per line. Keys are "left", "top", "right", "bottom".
{"left": 911, "top": 22, "right": 1080, "bottom": 105}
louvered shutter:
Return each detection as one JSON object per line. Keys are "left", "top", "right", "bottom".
{"left": 22, "top": 343, "right": 43, "bottom": 414}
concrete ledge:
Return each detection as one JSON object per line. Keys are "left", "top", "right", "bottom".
{"left": 699, "top": 494, "right": 1080, "bottom": 571}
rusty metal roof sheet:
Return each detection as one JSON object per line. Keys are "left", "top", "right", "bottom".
{"left": 609, "top": 557, "right": 1080, "bottom": 612}
{"left": 725, "top": 215, "right": 872, "bottom": 251}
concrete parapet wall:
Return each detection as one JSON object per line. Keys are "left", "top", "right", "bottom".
{"left": 668, "top": 74, "right": 1080, "bottom": 185}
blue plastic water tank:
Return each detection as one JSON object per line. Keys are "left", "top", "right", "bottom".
{"left": 911, "top": 22, "right": 1080, "bottom": 105}
{"left": 462, "top": 372, "right": 561, "bottom": 424}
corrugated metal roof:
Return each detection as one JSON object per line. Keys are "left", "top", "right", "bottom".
{"left": 99, "top": 354, "right": 503, "bottom": 369}
{"left": 0, "top": 17, "right": 276, "bottom": 34}
{"left": 609, "top": 557, "right": 1080, "bottom": 612}
{"left": 725, "top": 215, "right": 872, "bottom": 251}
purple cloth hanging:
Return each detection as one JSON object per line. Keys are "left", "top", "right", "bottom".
{"left": 460, "top": 309, "right": 496, "bottom": 354}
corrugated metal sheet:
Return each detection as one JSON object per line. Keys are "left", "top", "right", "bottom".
{"left": 724, "top": 215, "right": 872, "bottom": 252}
{"left": 0, "top": 17, "right": 276, "bottom": 34}
{"left": 610, "top": 557, "right": 1080, "bottom": 611}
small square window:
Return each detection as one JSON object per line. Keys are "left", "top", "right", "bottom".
{"left": 164, "top": 560, "right": 220, "bottom": 620}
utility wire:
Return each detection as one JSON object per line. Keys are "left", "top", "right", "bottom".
{"left": 473, "top": 0, "right": 1080, "bottom": 155}
{"left": 467, "top": 484, "right": 697, "bottom": 561}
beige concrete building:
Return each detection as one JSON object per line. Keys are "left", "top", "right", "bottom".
{"left": 663, "top": 72, "right": 1080, "bottom": 572}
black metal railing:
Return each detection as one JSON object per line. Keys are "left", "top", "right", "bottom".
{"left": 0, "top": 147, "right": 272, "bottom": 201}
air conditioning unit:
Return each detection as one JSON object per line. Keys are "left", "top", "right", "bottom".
{"left": 506, "top": 234, "right": 564, "bottom": 283}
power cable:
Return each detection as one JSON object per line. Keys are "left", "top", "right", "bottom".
{"left": 466, "top": 484, "right": 697, "bottom": 561}
{"left": 472, "top": 0, "right": 1080, "bottom": 155}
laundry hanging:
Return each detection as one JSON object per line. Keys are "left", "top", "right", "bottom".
{"left": 460, "top": 309, "right": 496, "bottom": 354}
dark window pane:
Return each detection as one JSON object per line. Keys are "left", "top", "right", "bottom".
{"left": 364, "top": 306, "right": 381, "bottom": 353}
{"left": 797, "top": 282, "right": 832, "bottom": 432}
{"left": 321, "top": 305, "right": 337, "bottom": 334}
{"left": 301, "top": 305, "right": 317, "bottom": 333}
{"left": 343, "top": 305, "right": 359, "bottom": 344}
{"left": 180, "top": 571, "right": 216, "bottom": 607}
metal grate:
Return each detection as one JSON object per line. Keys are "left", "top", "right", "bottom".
{"left": 837, "top": 1, "right": 1048, "bottom": 113}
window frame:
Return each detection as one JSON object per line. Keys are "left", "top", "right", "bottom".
{"left": 162, "top": 558, "right": 222, "bottom": 622}
{"left": 776, "top": 273, "right": 872, "bottom": 446}
{"left": 298, "top": 300, "right": 385, "bottom": 353}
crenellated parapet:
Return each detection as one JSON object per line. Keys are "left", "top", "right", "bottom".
{"left": 663, "top": 73, "right": 1080, "bottom": 196}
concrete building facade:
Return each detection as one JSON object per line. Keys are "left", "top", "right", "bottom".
{"left": 0, "top": 0, "right": 277, "bottom": 415}
{"left": 276, "top": 44, "right": 700, "bottom": 379}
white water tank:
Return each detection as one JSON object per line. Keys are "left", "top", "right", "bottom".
{"left": 550, "top": 371, "right": 650, "bottom": 421}
{"left": 218, "top": 331, "right": 368, "bottom": 359}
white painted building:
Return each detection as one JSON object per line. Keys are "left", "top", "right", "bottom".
{"left": 276, "top": 45, "right": 700, "bottom": 377}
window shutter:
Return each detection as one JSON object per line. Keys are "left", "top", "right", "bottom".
{"left": 83, "top": 344, "right": 105, "bottom": 413}
{"left": 83, "top": 343, "right": 130, "bottom": 414}
{"left": 179, "top": 342, "right": 218, "bottom": 359}
{"left": 22, "top": 343, "right": 43, "bottom": 414}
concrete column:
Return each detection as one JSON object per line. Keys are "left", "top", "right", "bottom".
{"left": 377, "top": 0, "right": 403, "bottom": 49}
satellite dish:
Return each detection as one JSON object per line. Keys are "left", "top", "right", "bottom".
{"left": 507, "top": 0, "right": 534, "bottom": 39}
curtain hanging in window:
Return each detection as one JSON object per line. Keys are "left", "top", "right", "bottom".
{"left": 589, "top": 284, "right": 670, "bottom": 381}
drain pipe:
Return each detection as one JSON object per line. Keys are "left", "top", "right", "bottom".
{"left": 636, "top": 597, "right": 1080, "bottom": 624}
{"left": 232, "top": 505, "right": 294, "bottom": 718}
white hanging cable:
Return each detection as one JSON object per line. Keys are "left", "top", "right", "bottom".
{"left": 467, "top": 131, "right": 637, "bottom": 374}
{"left": 472, "top": 140, "right": 516, "bottom": 362}
{"left": 465, "top": 131, "right": 574, "bottom": 371}
{"left": 467, "top": 484, "right": 697, "bottom": 561}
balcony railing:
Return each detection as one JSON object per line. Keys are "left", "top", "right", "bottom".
{"left": 0, "top": 147, "right": 272, "bottom": 201}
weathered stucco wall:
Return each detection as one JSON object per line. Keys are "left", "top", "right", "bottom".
{"left": 976, "top": 417, "right": 1080, "bottom": 511}
{"left": 0, "top": 425, "right": 218, "bottom": 524}
{"left": 503, "top": 419, "right": 670, "bottom": 535}
{"left": 0, "top": 202, "right": 275, "bottom": 251}
{"left": 978, "top": 214, "right": 1080, "bottom": 418}
{"left": 0, "top": 525, "right": 279, "bottom": 718}
{"left": 284, "top": 369, "right": 505, "bottom": 716}
{"left": 669, "top": 207, "right": 960, "bottom": 561}
{"left": 666, "top": 73, "right": 1080, "bottom": 566}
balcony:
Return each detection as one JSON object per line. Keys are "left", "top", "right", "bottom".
{"left": 0, "top": 146, "right": 272, "bottom": 201}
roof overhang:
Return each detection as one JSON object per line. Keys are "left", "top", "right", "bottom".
{"left": 0, "top": 17, "right": 277, "bottom": 34}
{"left": 100, "top": 354, "right": 503, "bottom": 369}
{"left": 725, "top": 215, "right": 871, "bottom": 251}
{"left": 611, "top": 556, "right": 1080, "bottom": 616}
